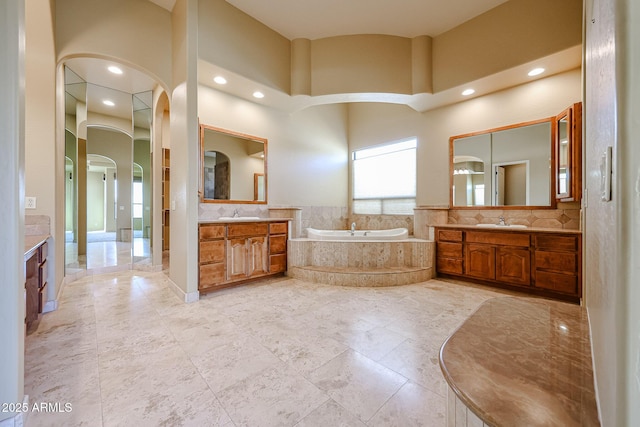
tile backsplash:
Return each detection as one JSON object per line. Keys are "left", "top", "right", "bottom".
{"left": 25, "top": 214, "right": 50, "bottom": 236}
{"left": 447, "top": 202, "right": 581, "bottom": 230}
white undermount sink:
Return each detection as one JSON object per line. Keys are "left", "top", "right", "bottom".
{"left": 218, "top": 216, "right": 261, "bottom": 221}
{"left": 476, "top": 223, "right": 527, "bottom": 229}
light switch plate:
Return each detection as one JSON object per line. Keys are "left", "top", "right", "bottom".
{"left": 600, "top": 146, "right": 612, "bottom": 201}
{"left": 26, "top": 197, "right": 36, "bottom": 209}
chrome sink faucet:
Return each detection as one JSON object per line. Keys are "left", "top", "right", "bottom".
{"left": 233, "top": 209, "right": 240, "bottom": 218}
{"left": 350, "top": 222, "right": 356, "bottom": 236}
{"left": 498, "top": 216, "right": 506, "bottom": 226}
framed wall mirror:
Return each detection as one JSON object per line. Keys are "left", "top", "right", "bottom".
{"left": 450, "top": 117, "right": 557, "bottom": 209}
{"left": 200, "top": 124, "right": 267, "bottom": 204}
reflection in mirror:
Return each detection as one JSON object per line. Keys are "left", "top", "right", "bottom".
{"left": 132, "top": 91, "right": 152, "bottom": 265}
{"left": 85, "top": 83, "right": 133, "bottom": 270}
{"left": 64, "top": 66, "right": 87, "bottom": 274}
{"left": 451, "top": 118, "right": 555, "bottom": 208}
{"left": 200, "top": 125, "right": 267, "bottom": 203}
{"left": 62, "top": 58, "right": 161, "bottom": 275}
{"left": 556, "top": 114, "right": 569, "bottom": 197}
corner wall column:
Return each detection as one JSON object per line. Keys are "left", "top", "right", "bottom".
{"left": 0, "top": 0, "right": 26, "bottom": 423}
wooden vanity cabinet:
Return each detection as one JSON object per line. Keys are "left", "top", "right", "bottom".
{"left": 436, "top": 227, "right": 581, "bottom": 302}
{"left": 25, "top": 240, "right": 48, "bottom": 331}
{"left": 227, "top": 223, "right": 269, "bottom": 281}
{"left": 532, "top": 234, "right": 581, "bottom": 297}
{"left": 269, "top": 222, "right": 288, "bottom": 273}
{"left": 199, "top": 224, "right": 226, "bottom": 293}
{"left": 464, "top": 231, "right": 531, "bottom": 285}
{"left": 198, "top": 221, "right": 288, "bottom": 293}
{"left": 435, "top": 230, "right": 464, "bottom": 275}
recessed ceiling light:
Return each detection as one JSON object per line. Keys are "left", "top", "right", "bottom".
{"left": 462, "top": 89, "right": 475, "bottom": 96}
{"left": 253, "top": 91, "right": 265, "bottom": 99}
{"left": 528, "top": 67, "right": 545, "bottom": 77}
{"left": 103, "top": 100, "right": 115, "bottom": 106}
{"left": 213, "top": 76, "right": 227, "bottom": 85}
{"left": 108, "top": 66, "right": 123, "bottom": 75}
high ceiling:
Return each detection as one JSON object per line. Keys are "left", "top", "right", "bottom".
{"left": 225, "top": 0, "right": 510, "bottom": 39}
{"left": 150, "top": 0, "right": 509, "bottom": 39}
{"left": 76, "top": 1, "right": 580, "bottom": 114}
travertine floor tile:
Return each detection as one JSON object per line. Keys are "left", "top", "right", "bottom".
{"left": 368, "top": 381, "right": 446, "bottom": 427}
{"left": 217, "top": 363, "right": 328, "bottom": 427}
{"left": 296, "top": 399, "right": 367, "bottom": 427}
{"left": 24, "top": 272, "right": 506, "bottom": 426}
{"left": 307, "top": 349, "right": 408, "bottom": 422}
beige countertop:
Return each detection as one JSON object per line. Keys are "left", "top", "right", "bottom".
{"left": 440, "top": 297, "right": 599, "bottom": 427}
{"left": 25, "top": 234, "right": 49, "bottom": 260}
{"left": 199, "top": 218, "right": 291, "bottom": 224}
{"left": 434, "top": 223, "right": 582, "bottom": 234}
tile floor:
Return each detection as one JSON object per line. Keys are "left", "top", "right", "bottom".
{"left": 24, "top": 271, "right": 510, "bottom": 427}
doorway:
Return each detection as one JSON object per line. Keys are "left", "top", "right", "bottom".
{"left": 493, "top": 161, "right": 529, "bottom": 206}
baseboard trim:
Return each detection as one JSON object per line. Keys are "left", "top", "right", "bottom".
{"left": 165, "top": 276, "right": 199, "bottom": 303}
{"left": 42, "top": 300, "right": 58, "bottom": 313}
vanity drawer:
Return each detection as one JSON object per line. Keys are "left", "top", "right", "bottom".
{"left": 228, "top": 223, "right": 268, "bottom": 238}
{"left": 199, "top": 263, "right": 226, "bottom": 289}
{"left": 200, "top": 224, "right": 225, "bottom": 240}
{"left": 535, "top": 250, "right": 577, "bottom": 273}
{"left": 466, "top": 231, "right": 530, "bottom": 247}
{"left": 38, "top": 283, "right": 47, "bottom": 313}
{"left": 534, "top": 234, "right": 579, "bottom": 252}
{"left": 270, "top": 253, "right": 287, "bottom": 273}
{"left": 437, "top": 229, "right": 463, "bottom": 242}
{"left": 270, "top": 235, "right": 287, "bottom": 254}
{"left": 436, "top": 257, "right": 464, "bottom": 275}
{"left": 437, "top": 242, "right": 463, "bottom": 259}
{"left": 200, "top": 240, "right": 225, "bottom": 264}
{"left": 39, "top": 241, "right": 48, "bottom": 262}
{"left": 270, "top": 222, "right": 287, "bottom": 235}
{"left": 535, "top": 270, "right": 578, "bottom": 294}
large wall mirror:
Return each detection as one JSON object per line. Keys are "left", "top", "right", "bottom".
{"left": 63, "top": 59, "right": 158, "bottom": 275}
{"left": 450, "top": 118, "right": 556, "bottom": 208}
{"left": 200, "top": 124, "right": 267, "bottom": 204}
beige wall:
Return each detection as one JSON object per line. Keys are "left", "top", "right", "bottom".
{"left": 197, "top": 0, "right": 580, "bottom": 99}
{"left": 348, "top": 68, "right": 582, "bottom": 206}
{"left": 55, "top": 0, "right": 172, "bottom": 89}
{"left": 198, "top": 85, "right": 349, "bottom": 207}
{"left": 25, "top": 0, "right": 60, "bottom": 304}
{"left": 584, "top": 0, "right": 640, "bottom": 424}
{"left": 311, "top": 35, "right": 413, "bottom": 95}
{"left": 197, "top": 0, "right": 290, "bottom": 93}
{"left": 433, "top": 0, "right": 582, "bottom": 91}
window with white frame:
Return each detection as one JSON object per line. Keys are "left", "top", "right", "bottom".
{"left": 133, "top": 180, "right": 143, "bottom": 219}
{"left": 352, "top": 138, "right": 417, "bottom": 215}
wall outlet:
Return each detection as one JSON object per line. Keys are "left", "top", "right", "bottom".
{"left": 25, "top": 196, "right": 36, "bottom": 209}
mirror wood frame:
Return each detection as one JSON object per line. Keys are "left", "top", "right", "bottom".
{"left": 554, "top": 102, "right": 582, "bottom": 202}
{"left": 199, "top": 123, "right": 268, "bottom": 204}
{"left": 449, "top": 117, "right": 558, "bottom": 210}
